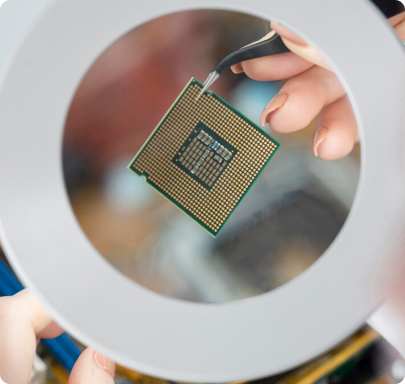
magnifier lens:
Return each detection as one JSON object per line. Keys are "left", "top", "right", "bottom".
{"left": 63, "top": 9, "right": 361, "bottom": 304}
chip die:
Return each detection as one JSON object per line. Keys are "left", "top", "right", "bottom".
{"left": 173, "top": 123, "right": 236, "bottom": 190}
{"left": 128, "top": 78, "right": 280, "bottom": 237}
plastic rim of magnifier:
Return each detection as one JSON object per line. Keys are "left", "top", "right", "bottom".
{"left": 1, "top": 0, "right": 405, "bottom": 382}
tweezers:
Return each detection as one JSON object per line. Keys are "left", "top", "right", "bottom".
{"left": 196, "top": 31, "right": 290, "bottom": 100}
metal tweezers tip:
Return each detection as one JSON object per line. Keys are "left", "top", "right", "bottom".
{"left": 195, "top": 72, "right": 219, "bottom": 101}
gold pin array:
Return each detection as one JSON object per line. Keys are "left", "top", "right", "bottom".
{"left": 130, "top": 79, "right": 279, "bottom": 235}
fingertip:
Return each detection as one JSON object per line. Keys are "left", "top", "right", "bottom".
{"left": 93, "top": 350, "right": 116, "bottom": 378}
{"left": 260, "top": 93, "right": 289, "bottom": 128}
{"left": 230, "top": 63, "right": 244, "bottom": 74}
{"left": 265, "top": 101, "right": 315, "bottom": 134}
{"left": 36, "top": 321, "right": 64, "bottom": 339}
{"left": 315, "top": 128, "right": 355, "bottom": 160}
{"left": 69, "top": 348, "right": 116, "bottom": 384}
{"left": 13, "top": 290, "right": 54, "bottom": 334}
{"left": 312, "top": 127, "right": 328, "bottom": 157}
{"left": 314, "top": 96, "right": 358, "bottom": 160}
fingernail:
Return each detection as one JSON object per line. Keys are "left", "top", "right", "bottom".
{"left": 230, "top": 38, "right": 263, "bottom": 74}
{"left": 242, "top": 31, "right": 276, "bottom": 49}
{"left": 93, "top": 351, "right": 115, "bottom": 378}
{"left": 313, "top": 127, "right": 328, "bottom": 157}
{"left": 261, "top": 93, "right": 288, "bottom": 126}
{"left": 231, "top": 32, "right": 277, "bottom": 76}
{"left": 271, "top": 22, "right": 307, "bottom": 46}
{"left": 231, "top": 63, "right": 244, "bottom": 74}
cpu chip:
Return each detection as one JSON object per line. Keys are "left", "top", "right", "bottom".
{"left": 128, "top": 78, "right": 280, "bottom": 237}
{"left": 173, "top": 123, "right": 236, "bottom": 190}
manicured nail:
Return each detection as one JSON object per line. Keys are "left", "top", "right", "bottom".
{"left": 313, "top": 127, "right": 328, "bottom": 157}
{"left": 242, "top": 31, "right": 276, "bottom": 49}
{"left": 232, "top": 32, "right": 277, "bottom": 75}
{"left": 93, "top": 351, "right": 115, "bottom": 378}
{"left": 261, "top": 93, "right": 288, "bottom": 126}
{"left": 231, "top": 63, "right": 244, "bottom": 74}
{"left": 271, "top": 22, "right": 307, "bottom": 46}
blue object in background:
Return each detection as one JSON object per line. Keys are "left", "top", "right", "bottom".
{"left": 0, "top": 258, "right": 82, "bottom": 372}
{"left": 231, "top": 77, "right": 283, "bottom": 127}
{"left": 104, "top": 158, "right": 155, "bottom": 213}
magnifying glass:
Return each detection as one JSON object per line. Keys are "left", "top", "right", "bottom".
{"left": 0, "top": 0, "right": 405, "bottom": 382}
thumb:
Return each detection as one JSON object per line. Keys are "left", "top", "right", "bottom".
{"left": 68, "top": 348, "right": 115, "bottom": 384}
{"left": 270, "top": 22, "right": 333, "bottom": 71}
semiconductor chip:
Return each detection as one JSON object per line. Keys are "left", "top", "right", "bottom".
{"left": 173, "top": 123, "right": 236, "bottom": 190}
{"left": 128, "top": 77, "right": 280, "bottom": 237}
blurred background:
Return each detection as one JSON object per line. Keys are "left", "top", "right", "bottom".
{"left": 62, "top": 9, "right": 361, "bottom": 303}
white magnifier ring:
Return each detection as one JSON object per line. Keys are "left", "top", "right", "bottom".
{"left": 0, "top": 0, "right": 405, "bottom": 382}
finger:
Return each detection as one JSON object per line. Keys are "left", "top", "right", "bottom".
{"left": 0, "top": 290, "right": 55, "bottom": 384}
{"left": 281, "top": 39, "right": 333, "bottom": 71}
{"left": 271, "top": 13, "right": 405, "bottom": 71}
{"left": 231, "top": 31, "right": 279, "bottom": 74}
{"left": 69, "top": 348, "right": 115, "bottom": 384}
{"left": 262, "top": 65, "right": 346, "bottom": 131}
{"left": 230, "top": 28, "right": 314, "bottom": 79}
{"left": 270, "top": 22, "right": 333, "bottom": 71}
{"left": 36, "top": 321, "right": 64, "bottom": 347}
{"left": 393, "top": 12, "right": 405, "bottom": 38}
{"left": 236, "top": 51, "right": 313, "bottom": 81}
{"left": 313, "top": 96, "right": 359, "bottom": 160}
{"left": 37, "top": 321, "right": 64, "bottom": 339}
{"left": 389, "top": 11, "right": 405, "bottom": 28}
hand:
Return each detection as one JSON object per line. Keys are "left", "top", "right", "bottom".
{"left": 0, "top": 290, "right": 115, "bottom": 384}
{"left": 231, "top": 12, "right": 405, "bottom": 160}
{"left": 233, "top": 12, "right": 405, "bottom": 358}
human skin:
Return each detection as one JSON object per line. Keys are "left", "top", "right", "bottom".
{"left": 1, "top": 12, "right": 405, "bottom": 384}
{"left": 231, "top": 12, "right": 405, "bottom": 160}
{"left": 232, "top": 12, "right": 405, "bottom": 357}
{"left": 0, "top": 290, "right": 115, "bottom": 384}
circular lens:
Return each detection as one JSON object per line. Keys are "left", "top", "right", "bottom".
{"left": 63, "top": 9, "right": 361, "bottom": 303}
